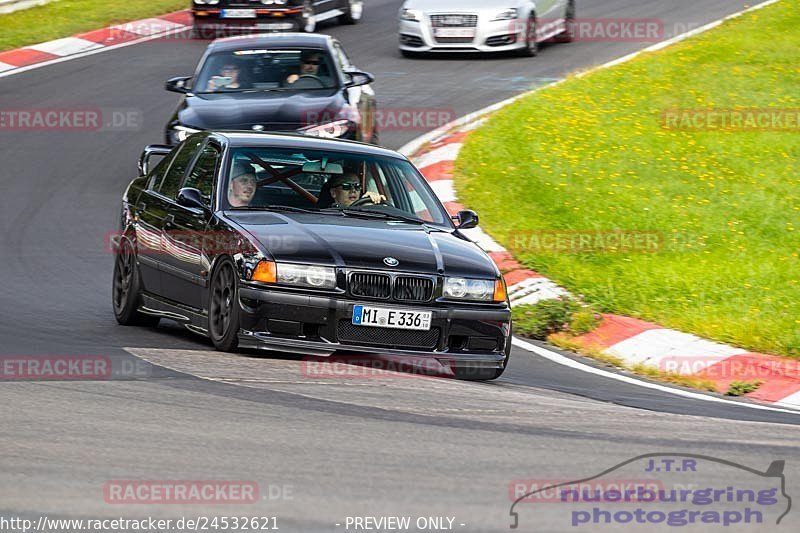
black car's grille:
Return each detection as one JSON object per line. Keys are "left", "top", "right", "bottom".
{"left": 338, "top": 321, "right": 440, "bottom": 350}
{"left": 350, "top": 273, "right": 392, "bottom": 299}
{"left": 394, "top": 276, "right": 434, "bottom": 302}
{"left": 430, "top": 14, "right": 478, "bottom": 27}
{"left": 349, "top": 273, "right": 435, "bottom": 302}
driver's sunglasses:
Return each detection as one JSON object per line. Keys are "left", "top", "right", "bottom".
{"left": 303, "top": 59, "right": 321, "bottom": 65}
{"left": 337, "top": 182, "right": 361, "bottom": 191}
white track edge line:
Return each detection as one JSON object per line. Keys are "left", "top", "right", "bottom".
{"left": 512, "top": 337, "right": 800, "bottom": 416}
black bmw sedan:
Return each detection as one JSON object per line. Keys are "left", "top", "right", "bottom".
{"left": 191, "top": 0, "right": 364, "bottom": 35}
{"left": 113, "top": 132, "right": 511, "bottom": 380}
{"left": 164, "top": 34, "right": 378, "bottom": 146}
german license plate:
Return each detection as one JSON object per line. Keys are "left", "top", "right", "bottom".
{"left": 352, "top": 306, "right": 432, "bottom": 331}
{"left": 221, "top": 9, "right": 257, "bottom": 19}
{"left": 434, "top": 28, "right": 476, "bottom": 38}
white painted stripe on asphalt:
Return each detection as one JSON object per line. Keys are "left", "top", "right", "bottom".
{"left": 775, "top": 391, "right": 800, "bottom": 410}
{"left": 459, "top": 226, "right": 507, "bottom": 253}
{"left": 0, "top": 61, "right": 15, "bottom": 73}
{"left": 428, "top": 180, "right": 457, "bottom": 203}
{"left": 606, "top": 329, "right": 747, "bottom": 369}
{"left": 512, "top": 336, "right": 800, "bottom": 415}
{"left": 508, "top": 278, "right": 569, "bottom": 306}
{"left": 112, "top": 18, "right": 185, "bottom": 36}
{"left": 508, "top": 278, "right": 569, "bottom": 305}
{"left": 29, "top": 37, "right": 103, "bottom": 57}
{"left": 412, "top": 143, "right": 462, "bottom": 171}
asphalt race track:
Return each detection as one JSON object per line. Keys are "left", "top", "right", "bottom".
{"left": 1, "top": 0, "right": 798, "bottom": 530}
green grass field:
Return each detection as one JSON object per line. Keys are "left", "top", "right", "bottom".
{"left": 0, "top": 0, "right": 187, "bottom": 52}
{"left": 456, "top": 1, "right": 800, "bottom": 357}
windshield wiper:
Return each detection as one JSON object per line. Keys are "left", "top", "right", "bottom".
{"left": 230, "top": 205, "right": 317, "bottom": 214}
{"left": 323, "top": 208, "right": 426, "bottom": 225}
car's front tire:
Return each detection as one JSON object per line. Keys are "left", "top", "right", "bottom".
{"left": 112, "top": 239, "right": 159, "bottom": 327}
{"left": 339, "top": 0, "right": 363, "bottom": 25}
{"left": 209, "top": 259, "right": 240, "bottom": 352}
{"left": 559, "top": 0, "right": 576, "bottom": 43}
{"left": 517, "top": 14, "right": 539, "bottom": 57}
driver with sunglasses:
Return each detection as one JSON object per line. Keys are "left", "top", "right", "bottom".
{"left": 326, "top": 172, "right": 385, "bottom": 208}
{"left": 286, "top": 50, "right": 324, "bottom": 85}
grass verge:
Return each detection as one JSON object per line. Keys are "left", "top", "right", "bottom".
{"left": 457, "top": 1, "right": 800, "bottom": 357}
{"left": 0, "top": 0, "right": 187, "bottom": 52}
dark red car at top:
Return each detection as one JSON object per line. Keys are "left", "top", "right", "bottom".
{"left": 192, "top": 0, "right": 364, "bottom": 36}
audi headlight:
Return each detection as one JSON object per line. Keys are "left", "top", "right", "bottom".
{"left": 400, "top": 8, "right": 423, "bottom": 22}
{"left": 171, "top": 125, "right": 201, "bottom": 144}
{"left": 298, "top": 120, "right": 353, "bottom": 139}
{"left": 261, "top": 0, "right": 287, "bottom": 5}
{"left": 194, "top": 0, "right": 220, "bottom": 5}
{"left": 277, "top": 263, "right": 337, "bottom": 289}
{"left": 444, "top": 277, "right": 506, "bottom": 302}
{"left": 492, "top": 8, "right": 519, "bottom": 21}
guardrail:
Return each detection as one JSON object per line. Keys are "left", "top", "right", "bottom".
{"left": 0, "top": 0, "right": 56, "bottom": 15}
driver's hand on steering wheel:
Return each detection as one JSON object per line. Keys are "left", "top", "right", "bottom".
{"left": 361, "top": 192, "right": 386, "bottom": 204}
{"left": 286, "top": 74, "right": 299, "bottom": 84}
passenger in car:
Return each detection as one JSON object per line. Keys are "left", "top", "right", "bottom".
{"left": 207, "top": 62, "right": 244, "bottom": 91}
{"left": 227, "top": 162, "right": 257, "bottom": 207}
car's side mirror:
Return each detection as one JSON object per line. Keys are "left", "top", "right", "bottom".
{"left": 166, "top": 76, "right": 192, "bottom": 93}
{"left": 138, "top": 144, "right": 172, "bottom": 176}
{"left": 177, "top": 187, "right": 211, "bottom": 214}
{"left": 343, "top": 70, "right": 375, "bottom": 88}
{"left": 454, "top": 210, "right": 479, "bottom": 230}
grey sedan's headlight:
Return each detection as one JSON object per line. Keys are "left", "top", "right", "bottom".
{"left": 298, "top": 120, "right": 353, "bottom": 139}
{"left": 400, "top": 8, "right": 423, "bottom": 22}
{"left": 171, "top": 125, "right": 201, "bottom": 143}
{"left": 277, "top": 263, "right": 337, "bottom": 289}
{"left": 444, "top": 277, "right": 496, "bottom": 301}
{"left": 492, "top": 8, "right": 519, "bottom": 21}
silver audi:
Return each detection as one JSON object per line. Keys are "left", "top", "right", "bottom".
{"left": 398, "top": 0, "right": 575, "bottom": 56}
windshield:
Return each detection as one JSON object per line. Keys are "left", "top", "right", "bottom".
{"left": 195, "top": 48, "right": 338, "bottom": 93}
{"left": 223, "top": 147, "right": 450, "bottom": 226}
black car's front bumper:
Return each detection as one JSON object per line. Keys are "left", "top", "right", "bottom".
{"left": 238, "top": 286, "right": 512, "bottom": 369}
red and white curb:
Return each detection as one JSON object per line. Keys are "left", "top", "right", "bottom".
{"left": 0, "top": 10, "right": 193, "bottom": 77}
{"left": 402, "top": 0, "right": 798, "bottom": 410}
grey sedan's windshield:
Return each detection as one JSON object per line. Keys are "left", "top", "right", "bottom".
{"left": 195, "top": 48, "right": 338, "bottom": 93}
{"left": 224, "top": 147, "right": 450, "bottom": 226}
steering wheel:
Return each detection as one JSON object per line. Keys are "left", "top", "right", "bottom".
{"left": 350, "top": 195, "right": 386, "bottom": 207}
{"left": 293, "top": 74, "right": 326, "bottom": 88}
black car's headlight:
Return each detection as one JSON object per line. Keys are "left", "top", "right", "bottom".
{"left": 444, "top": 277, "right": 507, "bottom": 302}
{"left": 251, "top": 260, "right": 337, "bottom": 290}
{"left": 170, "top": 125, "right": 202, "bottom": 144}
{"left": 298, "top": 119, "right": 354, "bottom": 139}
